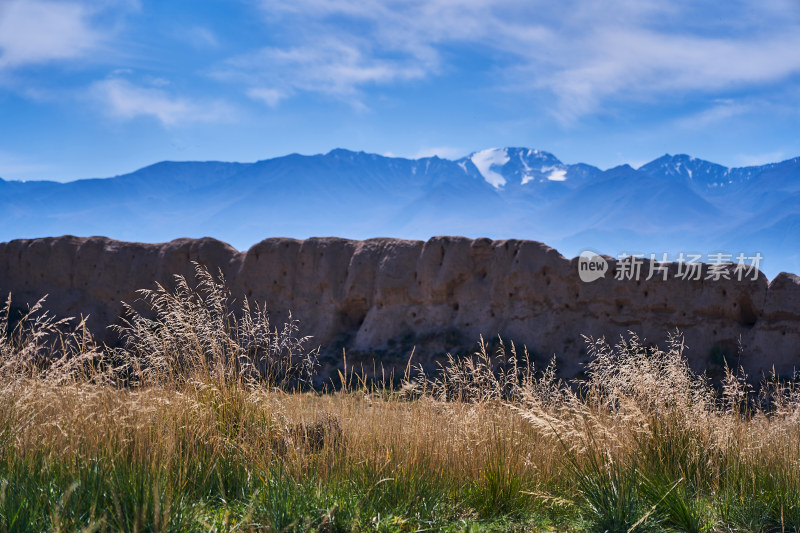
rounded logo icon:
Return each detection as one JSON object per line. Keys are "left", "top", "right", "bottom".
{"left": 578, "top": 251, "right": 608, "bottom": 282}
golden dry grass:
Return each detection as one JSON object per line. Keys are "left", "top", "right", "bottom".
{"left": 1, "top": 265, "right": 799, "bottom": 531}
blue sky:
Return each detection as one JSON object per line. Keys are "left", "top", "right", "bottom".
{"left": 1, "top": 0, "right": 799, "bottom": 182}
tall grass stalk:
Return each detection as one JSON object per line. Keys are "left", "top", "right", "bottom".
{"left": 1, "top": 267, "right": 800, "bottom": 530}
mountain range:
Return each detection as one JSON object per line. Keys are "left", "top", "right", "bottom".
{"left": 1, "top": 147, "right": 798, "bottom": 278}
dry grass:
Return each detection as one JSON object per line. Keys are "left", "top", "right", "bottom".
{"left": 0, "top": 264, "right": 799, "bottom": 531}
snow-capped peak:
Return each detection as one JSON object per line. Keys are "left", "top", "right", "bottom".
{"left": 470, "top": 148, "right": 509, "bottom": 189}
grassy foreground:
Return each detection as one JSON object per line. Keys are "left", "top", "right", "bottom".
{"left": 1, "top": 266, "right": 799, "bottom": 532}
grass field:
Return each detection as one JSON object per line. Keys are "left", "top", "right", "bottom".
{"left": 1, "top": 265, "right": 799, "bottom": 532}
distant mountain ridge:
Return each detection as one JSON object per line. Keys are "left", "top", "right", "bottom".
{"left": 1, "top": 148, "right": 798, "bottom": 278}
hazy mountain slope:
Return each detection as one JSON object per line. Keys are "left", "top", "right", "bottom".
{"left": 1, "top": 148, "right": 797, "bottom": 277}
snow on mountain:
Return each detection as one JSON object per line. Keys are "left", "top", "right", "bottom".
{"left": 469, "top": 148, "right": 510, "bottom": 188}
{"left": 461, "top": 147, "right": 594, "bottom": 191}
{"left": 514, "top": 148, "right": 564, "bottom": 184}
{"left": 545, "top": 168, "right": 567, "bottom": 182}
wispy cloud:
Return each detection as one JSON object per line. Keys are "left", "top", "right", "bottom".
{"left": 220, "top": 0, "right": 527, "bottom": 107}
{"left": 242, "top": 0, "right": 800, "bottom": 119}
{"left": 91, "top": 78, "right": 235, "bottom": 126}
{"left": 219, "top": 36, "right": 429, "bottom": 108}
{"left": 0, "top": 0, "right": 105, "bottom": 69}
{"left": 175, "top": 26, "right": 219, "bottom": 49}
{"left": 535, "top": 27, "right": 800, "bottom": 123}
{"left": 246, "top": 87, "right": 287, "bottom": 108}
{"left": 675, "top": 100, "right": 752, "bottom": 129}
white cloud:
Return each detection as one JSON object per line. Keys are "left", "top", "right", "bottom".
{"left": 245, "top": 0, "right": 800, "bottom": 119}
{"left": 536, "top": 27, "right": 800, "bottom": 122}
{"left": 224, "top": 0, "right": 529, "bottom": 105}
{"left": 91, "top": 78, "right": 235, "bottom": 126}
{"left": 0, "top": 0, "right": 105, "bottom": 69}
{"left": 219, "top": 36, "right": 428, "bottom": 108}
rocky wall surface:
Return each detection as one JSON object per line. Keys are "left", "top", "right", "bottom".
{"left": 1, "top": 235, "right": 799, "bottom": 379}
